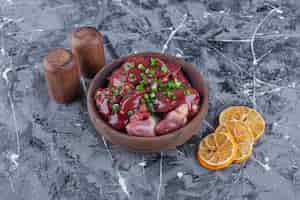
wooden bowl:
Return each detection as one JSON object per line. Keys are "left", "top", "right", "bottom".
{"left": 87, "top": 52, "right": 208, "bottom": 152}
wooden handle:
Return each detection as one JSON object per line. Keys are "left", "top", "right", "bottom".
{"left": 43, "top": 48, "right": 81, "bottom": 103}
{"left": 71, "top": 26, "right": 105, "bottom": 78}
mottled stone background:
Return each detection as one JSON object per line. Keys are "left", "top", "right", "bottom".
{"left": 1, "top": 0, "right": 300, "bottom": 199}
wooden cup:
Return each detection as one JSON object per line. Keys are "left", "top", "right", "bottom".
{"left": 43, "top": 48, "right": 81, "bottom": 103}
{"left": 71, "top": 26, "right": 105, "bottom": 78}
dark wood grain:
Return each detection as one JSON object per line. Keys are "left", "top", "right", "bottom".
{"left": 43, "top": 48, "right": 81, "bottom": 103}
{"left": 71, "top": 26, "right": 105, "bottom": 79}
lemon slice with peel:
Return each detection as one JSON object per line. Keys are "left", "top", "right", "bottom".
{"left": 216, "top": 121, "right": 254, "bottom": 163}
{"left": 219, "top": 106, "right": 265, "bottom": 141}
{"left": 197, "top": 132, "right": 238, "bottom": 170}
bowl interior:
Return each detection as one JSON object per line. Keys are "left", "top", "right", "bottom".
{"left": 87, "top": 52, "right": 208, "bottom": 151}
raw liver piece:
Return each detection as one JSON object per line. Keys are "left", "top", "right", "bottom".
{"left": 108, "top": 67, "right": 127, "bottom": 87}
{"left": 120, "top": 92, "right": 144, "bottom": 114}
{"left": 183, "top": 88, "right": 200, "bottom": 117}
{"left": 108, "top": 113, "right": 128, "bottom": 130}
{"left": 153, "top": 95, "right": 178, "bottom": 113}
{"left": 155, "top": 104, "right": 189, "bottom": 135}
{"left": 95, "top": 88, "right": 112, "bottom": 119}
{"left": 126, "top": 111, "right": 157, "bottom": 137}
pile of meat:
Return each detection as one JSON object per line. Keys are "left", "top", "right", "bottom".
{"left": 94, "top": 56, "right": 200, "bottom": 137}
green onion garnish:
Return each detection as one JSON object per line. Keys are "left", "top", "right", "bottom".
{"left": 167, "top": 81, "right": 175, "bottom": 89}
{"left": 129, "top": 73, "right": 135, "bottom": 80}
{"left": 138, "top": 63, "right": 145, "bottom": 71}
{"left": 112, "top": 89, "right": 118, "bottom": 96}
{"left": 144, "top": 93, "right": 151, "bottom": 102}
{"left": 145, "top": 68, "right": 155, "bottom": 76}
{"left": 140, "top": 79, "right": 145, "bottom": 85}
{"left": 161, "top": 65, "right": 168, "bottom": 73}
{"left": 184, "top": 89, "right": 191, "bottom": 96}
{"left": 159, "top": 83, "right": 167, "bottom": 89}
{"left": 166, "top": 80, "right": 182, "bottom": 90}
{"left": 123, "top": 62, "right": 134, "bottom": 71}
{"left": 150, "top": 82, "right": 158, "bottom": 92}
{"left": 150, "top": 92, "right": 156, "bottom": 99}
{"left": 112, "top": 104, "right": 120, "bottom": 113}
{"left": 136, "top": 84, "right": 144, "bottom": 92}
{"left": 128, "top": 110, "right": 134, "bottom": 117}
{"left": 154, "top": 77, "right": 161, "bottom": 83}
{"left": 174, "top": 79, "right": 182, "bottom": 88}
{"left": 164, "top": 90, "right": 176, "bottom": 100}
{"left": 147, "top": 102, "right": 155, "bottom": 113}
{"left": 125, "top": 85, "right": 130, "bottom": 91}
{"left": 144, "top": 93, "right": 150, "bottom": 100}
{"left": 164, "top": 91, "right": 174, "bottom": 98}
{"left": 150, "top": 58, "right": 157, "bottom": 67}
{"left": 112, "top": 86, "right": 121, "bottom": 96}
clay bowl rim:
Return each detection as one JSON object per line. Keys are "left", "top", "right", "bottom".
{"left": 87, "top": 52, "right": 208, "bottom": 144}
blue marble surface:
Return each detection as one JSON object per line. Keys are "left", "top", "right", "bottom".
{"left": 0, "top": 0, "right": 300, "bottom": 199}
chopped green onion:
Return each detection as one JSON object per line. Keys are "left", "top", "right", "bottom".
{"left": 145, "top": 68, "right": 155, "bottom": 76}
{"left": 167, "top": 91, "right": 173, "bottom": 97}
{"left": 112, "top": 86, "right": 121, "bottom": 96}
{"left": 141, "top": 73, "right": 148, "bottom": 84}
{"left": 147, "top": 102, "right": 155, "bottom": 113}
{"left": 123, "top": 62, "right": 134, "bottom": 71}
{"left": 112, "top": 104, "right": 120, "bottom": 113}
{"left": 128, "top": 110, "right": 134, "bottom": 117}
{"left": 166, "top": 80, "right": 182, "bottom": 90}
{"left": 150, "top": 58, "right": 157, "bottom": 67}
{"left": 174, "top": 79, "right": 182, "bottom": 88}
{"left": 112, "top": 89, "right": 118, "bottom": 96}
{"left": 136, "top": 84, "right": 144, "bottom": 92}
{"left": 129, "top": 73, "right": 135, "bottom": 80}
{"left": 164, "top": 91, "right": 174, "bottom": 98}
{"left": 161, "top": 65, "right": 168, "bottom": 73}
{"left": 138, "top": 63, "right": 145, "bottom": 71}
{"left": 159, "top": 83, "right": 167, "bottom": 89}
{"left": 140, "top": 79, "right": 145, "bottom": 85}
{"left": 164, "top": 90, "right": 176, "bottom": 100}
{"left": 184, "top": 89, "right": 191, "bottom": 96}
{"left": 154, "top": 77, "right": 161, "bottom": 83}
{"left": 167, "top": 81, "right": 175, "bottom": 89}
{"left": 125, "top": 85, "right": 130, "bottom": 91}
{"left": 150, "top": 92, "right": 156, "bottom": 99}
{"left": 144, "top": 93, "right": 150, "bottom": 100}
{"left": 150, "top": 82, "right": 158, "bottom": 92}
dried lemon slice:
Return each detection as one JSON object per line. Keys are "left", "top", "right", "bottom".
{"left": 216, "top": 121, "right": 254, "bottom": 163}
{"left": 235, "top": 142, "right": 253, "bottom": 163}
{"left": 197, "top": 132, "right": 237, "bottom": 170}
{"left": 219, "top": 106, "right": 265, "bottom": 141}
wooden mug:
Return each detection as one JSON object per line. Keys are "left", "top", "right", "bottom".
{"left": 43, "top": 48, "right": 81, "bottom": 103}
{"left": 71, "top": 26, "right": 105, "bottom": 78}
